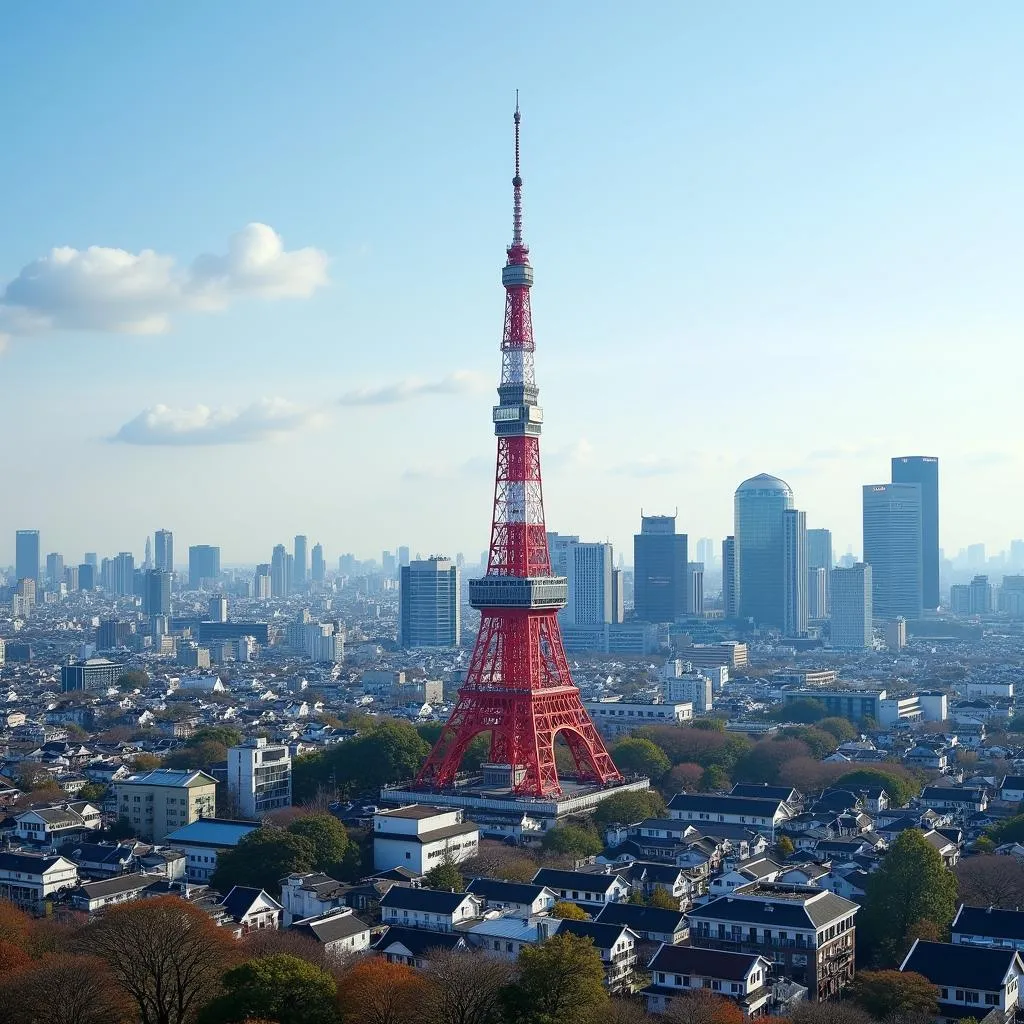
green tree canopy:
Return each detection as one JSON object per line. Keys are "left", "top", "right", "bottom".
{"left": 591, "top": 789, "right": 666, "bottom": 826}
{"left": 858, "top": 829, "right": 958, "bottom": 965}
{"left": 770, "top": 698, "right": 827, "bottom": 723}
{"left": 286, "top": 814, "right": 349, "bottom": 871}
{"left": 690, "top": 718, "right": 726, "bottom": 732}
{"left": 210, "top": 828, "right": 316, "bottom": 896}
{"left": 817, "top": 717, "right": 858, "bottom": 743}
{"left": 424, "top": 860, "right": 465, "bottom": 892}
{"left": 850, "top": 969, "right": 939, "bottom": 1019}
{"left": 780, "top": 726, "right": 837, "bottom": 759}
{"left": 116, "top": 669, "right": 150, "bottom": 691}
{"left": 551, "top": 901, "right": 589, "bottom": 920}
{"left": 190, "top": 725, "right": 243, "bottom": 748}
{"left": 610, "top": 737, "right": 671, "bottom": 780}
{"left": 776, "top": 836, "right": 795, "bottom": 858}
{"left": 198, "top": 953, "right": 338, "bottom": 1024}
{"left": 647, "top": 887, "right": 681, "bottom": 910}
{"left": 834, "top": 768, "right": 918, "bottom": 807}
{"left": 987, "top": 814, "right": 1024, "bottom": 845}
{"left": 540, "top": 825, "right": 603, "bottom": 859}
{"left": 505, "top": 932, "right": 608, "bottom": 1024}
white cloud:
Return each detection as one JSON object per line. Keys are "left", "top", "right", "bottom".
{"left": 339, "top": 370, "right": 487, "bottom": 406}
{"left": 0, "top": 223, "right": 328, "bottom": 341}
{"left": 111, "top": 397, "right": 321, "bottom": 446}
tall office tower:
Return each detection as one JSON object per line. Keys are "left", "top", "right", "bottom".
{"left": 310, "top": 543, "right": 326, "bottom": 583}
{"left": 154, "top": 529, "right": 174, "bottom": 572}
{"left": 545, "top": 532, "right": 579, "bottom": 578}
{"left": 1000, "top": 575, "right": 1024, "bottom": 616}
{"left": 254, "top": 564, "right": 272, "bottom": 600}
{"left": 1011, "top": 540, "right": 1024, "bottom": 568}
{"left": 722, "top": 536, "right": 737, "bottom": 618}
{"left": 687, "top": 562, "right": 705, "bottom": 617}
{"left": 831, "top": 563, "right": 873, "bottom": 649}
{"left": 84, "top": 552, "right": 98, "bottom": 570}
{"left": 967, "top": 543, "right": 986, "bottom": 568}
{"left": 15, "top": 530, "right": 40, "bottom": 586}
{"left": 611, "top": 568, "right": 625, "bottom": 623}
{"left": 863, "top": 483, "right": 923, "bottom": 620}
{"left": 415, "top": 104, "right": 621, "bottom": 796}
{"left": 285, "top": 553, "right": 294, "bottom": 590}
{"left": 188, "top": 545, "right": 221, "bottom": 588}
{"left": 112, "top": 552, "right": 135, "bottom": 596}
{"left": 696, "top": 537, "right": 716, "bottom": 568}
{"left": 783, "top": 508, "right": 808, "bottom": 637}
{"left": 807, "top": 528, "right": 833, "bottom": 614}
{"left": 15, "top": 577, "right": 36, "bottom": 611}
{"left": 891, "top": 456, "right": 939, "bottom": 610}
{"left": 293, "top": 535, "right": 308, "bottom": 587}
{"left": 100, "top": 557, "right": 113, "bottom": 591}
{"left": 228, "top": 738, "right": 292, "bottom": 818}
{"left": 78, "top": 562, "right": 95, "bottom": 591}
{"left": 381, "top": 550, "right": 397, "bottom": 575}
{"left": 807, "top": 566, "right": 828, "bottom": 619}
{"left": 398, "top": 545, "right": 411, "bottom": 568}
{"left": 734, "top": 473, "right": 794, "bottom": 627}
{"left": 208, "top": 596, "right": 228, "bottom": 622}
{"left": 565, "top": 541, "right": 614, "bottom": 626}
{"left": 143, "top": 570, "right": 172, "bottom": 618}
{"left": 64, "top": 565, "right": 79, "bottom": 591}
{"left": 338, "top": 553, "right": 357, "bottom": 576}
{"left": 633, "top": 514, "right": 688, "bottom": 623}
{"left": 270, "top": 545, "right": 288, "bottom": 598}
{"left": 969, "top": 575, "right": 992, "bottom": 614}
{"left": 399, "top": 558, "right": 461, "bottom": 646}
{"left": 45, "top": 552, "right": 64, "bottom": 586}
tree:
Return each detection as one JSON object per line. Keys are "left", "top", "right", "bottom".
{"left": 817, "top": 717, "right": 859, "bottom": 743}
{"left": 987, "top": 814, "right": 1024, "bottom": 845}
{"left": 691, "top": 718, "right": 726, "bottom": 732}
{"left": 850, "top": 969, "right": 939, "bottom": 1019}
{"left": 663, "top": 991, "right": 744, "bottom": 1024}
{"left": 131, "top": 753, "right": 163, "bottom": 772}
{"left": 602, "top": 1000, "right": 654, "bottom": 1024}
{"left": 701, "top": 765, "right": 730, "bottom": 791}
{"left": 1, "top": 954, "right": 131, "bottom": 1024}
{"left": 337, "top": 957, "right": 428, "bottom": 1024}
{"left": 15, "top": 764, "right": 61, "bottom": 793}
{"left": 505, "top": 932, "right": 608, "bottom": 1024}
{"left": 210, "top": 828, "right": 316, "bottom": 895}
{"left": 648, "top": 887, "right": 681, "bottom": 910}
{"left": 76, "top": 782, "right": 108, "bottom": 803}
{"left": 665, "top": 763, "right": 704, "bottom": 792}
{"left": 198, "top": 954, "right": 338, "bottom": 1024}
{"left": 591, "top": 789, "right": 666, "bottom": 826}
{"left": 733, "top": 739, "right": 810, "bottom": 785}
{"left": 833, "top": 768, "right": 918, "bottom": 807}
{"left": 791, "top": 1003, "right": 874, "bottom": 1024}
{"left": 117, "top": 670, "right": 150, "bottom": 691}
{"left": 421, "top": 948, "right": 515, "bottom": 1024}
{"left": 540, "top": 825, "right": 603, "bottom": 859}
{"left": 287, "top": 814, "right": 349, "bottom": 870}
{"left": 0, "top": 899, "right": 34, "bottom": 946}
{"left": 858, "top": 830, "right": 958, "bottom": 965}
{"left": 776, "top": 836, "right": 795, "bottom": 858}
{"left": 83, "top": 896, "right": 235, "bottom": 1024}
{"left": 955, "top": 855, "right": 1024, "bottom": 908}
{"left": 770, "top": 698, "right": 826, "bottom": 723}
{"left": 780, "top": 726, "right": 837, "bottom": 759}
{"left": 551, "top": 901, "right": 589, "bottom": 920}
{"left": 424, "top": 858, "right": 465, "bottom": 892}
{"left": 165, "top": 740, "right": 230, "bottom": 772}
{"left": 611, "top": 738, "right": 671, "bottom": 780}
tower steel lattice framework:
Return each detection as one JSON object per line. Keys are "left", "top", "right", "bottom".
{"left": 415, "top": 101, "right": 623, "bottom": 798}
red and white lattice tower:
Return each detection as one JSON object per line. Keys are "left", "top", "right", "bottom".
{"left": 415, "top": 100, "right": 623, "bottom": 798}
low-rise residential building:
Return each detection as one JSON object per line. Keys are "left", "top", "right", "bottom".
{"left": 373, "top": 805, "right": 479, "bottom": 875}
{"left": 70, "top": 871, "right": 161, "bottom": 913}
{"left": 14, "top": 801, "right": 102, "bottom": 848}
{"left": 0, "top": 851, "right": 79, "bottom": 912}
{"left": 227, "top": 737, "right": 292, "bottom": 818}
{"left": 379, "top": 886, "right": 482, "bottom": 932}
{"left": 1001, "top": 776, "right": 1024, "bottom": 804}
{"left": 465, "top": 878, "right": 557, "bottom": 917}
{"left": 373, "top": 925, "right": 469, "bottom": 968}
{"left": 919, "top": 787, "right": 988, "bottom": 814}
{"left": 532, "top": 868, "right": 631, "bottom": 908}
{"left": 643, "top": 945, "right": 774, "bottom": 1017}
{"left": 595, "top": 902, "right": 690, "bottom": 947}
{"left": 953, "top": 905, "right": 1024, "bottom": 951}
{"left": 218, "top": 886, "right": 282, "bottom": 933}
{"left": 114, "top": 768, "right": 217, "bottom": 841}
{"left": 280, "top": 871, "right": 350, "bottom": 926}
{"left": 292, "top": 907, "right": 371, "bottom": 957}
{"left": 542, "top": 918, "right": 639, "bottom": 991}
{"left": 584, "top": 699, "right": 693, "bottom": 738}
{"left": 163, "top": 817, "right": 260, "bottom": 882}
{"left": 668, "top": 794, "right": 793, "bottom": 837}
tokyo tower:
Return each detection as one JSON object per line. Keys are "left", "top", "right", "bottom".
{"left": 415, "top": 100, "right": 623, "bottom": 798}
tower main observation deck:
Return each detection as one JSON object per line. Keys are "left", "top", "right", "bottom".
{"left": 414, "top": 102, "right": 623, "bottom": 798}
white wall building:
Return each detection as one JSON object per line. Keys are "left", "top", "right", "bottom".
{"left": 662, "top": 662, "right": 713, "bottom": 713}
{"left": 373, "top": 805, "right": 480, "bottom": 875}
{"left": 585, "top": 698, "right": 693, "bottom": 738}
{"left": 228, "top": 737, "right": 292, "bottom": 818}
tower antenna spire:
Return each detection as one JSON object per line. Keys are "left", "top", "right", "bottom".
{"left": 512, "top": 92, "right": 524, "bottom": 249}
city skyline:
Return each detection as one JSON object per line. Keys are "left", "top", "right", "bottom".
{"left": 3, "top": 5, "right": 1024, "bottom": 559}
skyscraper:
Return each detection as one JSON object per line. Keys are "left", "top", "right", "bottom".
{"left": 293, "top": 535, "right": 308, "bottom": 587}
{"left": 863, "top": 483, "right": 923, "bottom": 620}
{"left": 891, "top": 456, "right": 939, "bottom": 610}
{"left": 695, "top": 538, "right": 716, "bottom": 568}
{"left": 188, "top": 545, "right": 221, "bottom": 588}
{"left": 831, "top": 563, "right": 873, "bottom": 649}
{"left": 687, "top": 562, "right": 704, "bottom": 617}
{"left": 144, "top": 537, "right": 152, "bottom": 570}
{"left": 783, "top": 509, "right": 808, "bottom": 637}
{"left": 15, "top": 530, "right": 40, "bottom": 586}
{"left": 112, "top": 552, "right": 135, "bottom": 596}
{"left": 633, "top": 514, "right": 688, "bottom": 623}
{"left": 155, "top": 529, "right": 174, "bottom": 573}
{"left": 722, "top": 536, "right": 737, "bottom": 618}
{"left": 144, "top": 570, "right": 172, "bottom": 618}
{"left": 398, "top": 546, "right": 411, "bottom": 568}
{"left": 254, "top": 564, "right": 272, "bottom": 600}
{"left": 807, "top": 567, "right": 828, "bottom": 619}
{"left": 564, "top": 541, "right": 614, "bottom": 626}
{"left": 382, "top": 550, "right": 397, "bottom": 575}
{"left": 45, "top": 552, "right": 64, "bottom": 586}
{"left": 270, "top": 545, "right": 288, "bottom": 598}
{"left": 78, "top": 562, "right": 95, "bottom": 591}
{"left": 807, "top": 528, "right": 833, "bottom": 615}
{"left": 399, "top": 558, "right": 461, "bottom": 647}
{"left": 311, "top": 543, "right": 326, "bottom": 583}
{"left": 734, "top": 473, "right": 794, "bottom": 627}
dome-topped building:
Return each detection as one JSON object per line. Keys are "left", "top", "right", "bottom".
{"left": 736, "top": 472, "right": 794, "bottom": 497}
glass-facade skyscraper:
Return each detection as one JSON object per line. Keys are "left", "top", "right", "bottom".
{"left": 15, "top": 530, "right": 40, "bottom": 585}
{"left": 633, "top": 514, "right": 688, "bottom": 623}
{"left": 891, "top": 456, "right": 939, "bottom": 610}
{"left": 399, "top": 558, "right": 461, "bottom": 646}
{"left": 863, "top": 482, "right": 923, "bottom": 620}
{"left": 734, "top": 473, "right": 793, "bottom": 628}
{"left": 154, "top": 529, "right": 174, "bottom": 573}
{"left": 188, "top": 545, "right": 221, "bottom": 588}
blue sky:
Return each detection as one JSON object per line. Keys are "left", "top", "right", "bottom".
{"left": 2, "top": 2, "right": 1022, "bottom": 566}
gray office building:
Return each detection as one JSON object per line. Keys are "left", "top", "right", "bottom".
{"left": 633, "top": 514, "right": 688, "bottom": 623}
{"left": 734, "top": 474, "right": 794, "bottom": 628}
{"left": 807, "top": 528, "right": 833, "bottom": 614}
{"left": 311, "top": 543, "right": 326, "bottom": 583}
{"left": 293, "top": 535, "right": 308, "bottom": 587}
{"left": 831, "top": 563, "right": 873, "bottom": 649}
{"left": 863, "top": 483, "right": 923, "bottom": 620}
{"left": 144, "top": 570, "right": 172, "bottom": 618}
{"left": 722, "top": 536, "right": 737, "bottom": 618}
{"left": 15, "top": 530, "right": 40, "bottom": 586}
{"left": 270, "top": 544, "right": 289, "bottom": 598}
{"left": 188, "top": 545, "right": 221, "bottom": 588}
{"left": 891, "top": 456, "right": 939, "bottom": 610}
{"left": 399, "top": 558, "right": 461, "bottom": 647}
{"left": 783, "top": 509, "right": 808, "bottom": 637}
{"left": 154, "top": 530, "right": 174, "bottom": 573}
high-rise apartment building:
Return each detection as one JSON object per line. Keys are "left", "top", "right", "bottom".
{"left": 891, "top": 456, "right": 939, "bottom": 610}
{"left": 15, "top": 530, "right": 40, "bottom": 586}
{"left": 807, "top": 566, "right": 828, "bottom": 619}
{"left": 382, "top": 550, "right": 397, "bottom": 575}
{"left": 78, "top": 563, "right": 95, "bottom": 591}
{"left": 862, "top": 483, "right": 923, "bottom": 620}
{"left": 969, "top": 575, "right": 992, "bottom": 614}
{"left": 565, "top": 541, "right": 614, "bottom": 626}
{"left": 64, "top": 565, "right": 79, "bottom": 591}
{"left": 687, "top": 562, "right": 704, "bottom": 617}
{"left": 783, "top": 509, "right": 808, "bottom": 637}
{"left": 228, "top": 738, "right": 292, "bottom": 818}
{"left": 45, "top": 552, "right": 64, "bottom": 586}
{"left": 208, "top": 596, "right": 228, "bottom": 622}
{"left": 112, "top": 552, "right": 135, "bottom": 596}
{"left": 399, "top": 558, "right": 461, "bottom": 647}
{"left": 807, "top": 528, "right": 833, "bottom": 615}
{"left": 398, "top": 546, "right": 411, "bottom": 568}
{"left": 722, "top": 536, "right": 737, "bottom": 618}
{"left": 270, "top": 545, "right": 288, "bottom": 598}
{"left": 633, "top": 514, "right": 688, "bottom": 623}
{"left": 293, "top": 535, "right": 308, "bottom": 587}
{"left": 311, "top": 543, "right": 326, "bottom": 583}
{"left": 734, "top": 474, "right": 793, "bottom": 628}
{"left": 830, "top": 563, "right": 873, "bottom": 649}
{"left": 254, "top": 564, "right": 272, "bottom": 600}
{"left": 188, "top": 545, "right": 221, "bottom": 588}
{"left": 143, "top": 570, "right": 172, "bottom": 618}
{"left": 695, "top": 538, "right": 716, "bottom": 569}
{"left": 154, "top": 529, "right": 174, "bottom": 573}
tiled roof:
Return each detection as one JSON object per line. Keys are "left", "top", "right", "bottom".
{"left": 902, "top": 939, "right": 1022, "bottom": 991}
{"left": 649, "top": 943, "right": 766, "bottom": 980}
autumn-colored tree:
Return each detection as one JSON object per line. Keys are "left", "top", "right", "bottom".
{"left": 460, "top": 844, "right": 538, "bottom": 884}
{"left": 850, "top": 969, "right": 939, "bottom": 1019}
{"left": 504, "top": 932, "right": 608, "bottom": 1024}
{"left": 131, "top": 753, "right": 163, "bottom": 772}
{"left": 1, "top": 953, "right": 131, "bottom": 1024}
{"left": 337, "top": 957, "right": 428, "bottom": 1024}
{"left": 776, "top": 836, "right": 795, "bottom": 858}
{"left": 665, "top": 763, "right": 704, "bottom": 793}
{"left": 239, "top": 926, "right": 337, "bottom": 971}
{"left": 663, "top": 990, "right": 744, "bottom": 1024}
{"left": 602, "top": 999, "right": 655, "bottom": 1024}
{"left": 83, "top": 895, "right": 236, "bottom": 1024}
{"left": 0, "top": 898, "right": 34, "bottom": 946}
{"left": 551, "top": 901, "right": 589, "bottom": 920}
{"left": 648, "top": 888, "right": 681, "bottom": 910}
{"left": 791, "top": 1003, "right": 873, "bottom": 1024}
{"left": 421, "top": 948, "right": 515, "bottom": 1024}
{"left": 0, "top": 939, "right": 32, "bottom": 972}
